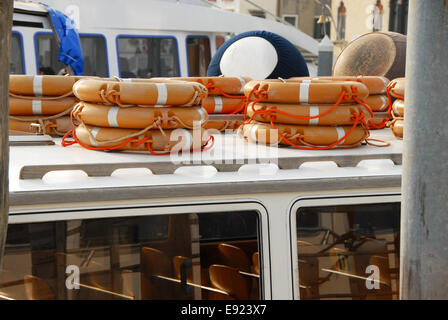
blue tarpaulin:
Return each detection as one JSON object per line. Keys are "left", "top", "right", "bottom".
{"left": 42, "top": 3, "right": 84, "bottom": 75}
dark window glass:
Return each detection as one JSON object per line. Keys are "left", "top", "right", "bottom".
{"left": 79, "top": 35, "right": 108, "bottom": 77}
{"left": 10, "top": 33, "right": 24, "bottom": 74}
{"left": 35, "top": 33, "right": 72, "bottom": 75}
{"left": 187, "top": 37, "right": 211, "bottom": 77}
{"left": 117, "top": 37, "right": 180, "bottom": 78}
{"left": 296, "top": 203, "right": 400, "bottom": 300}
{"left": 1, "top": 211, "right": 261, "bottom": 300}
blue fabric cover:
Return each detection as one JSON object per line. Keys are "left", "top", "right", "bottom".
{"left": 43, "top": 4, "right": 84, "bottom": 75}
{"left": 207, "top": 30, "right": 309, "bottom": 79}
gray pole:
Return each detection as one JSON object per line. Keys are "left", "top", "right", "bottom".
{"left": 0, "top": 0, "right": 12, "bottom": 274}
{"left": 317, "top": 35, "right": 333, "bottom": 76}
{"left": 400, "top": 0, "right": 448, "bottom": 299}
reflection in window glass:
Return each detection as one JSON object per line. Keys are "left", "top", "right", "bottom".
{"left": 216, "top": 35, "right": 225, "bottom": 50}
{"left": 117, "top": 37, "right": 180, "bottom": 78}
{"left": 10, "top": 33, "right": 24, "bottom": 74}
{"left": 80, "top": 35, "right": 108, "bottom": 77}
{"left": 296, "top": 203, "right": 400, "bottom": 300}
{"left": 187, "top": 37, "right": 211, "bottom": 77}
{"left": 0, "top": 211, "right": 260, "bottom": 300}
{"left": 35, "top": 33, "right": 72, "bottom": 75}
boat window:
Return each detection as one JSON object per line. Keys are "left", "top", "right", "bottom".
{"left": 0, "top": 211, "right": 261, "bottom": 300}
{"left": 186, "top": 36, "right": 211, "bottom": 76}
{"left": 79, "top": 35, "right": 108, "bottom": 77}
{"left": 35, "top": 33, "right": 72, "bottom": 75}
{"left": 10, "top": 32, "right": 25, "bottom": 74}
{"left": 117, "top": 36, "right": 180, "bottom": 78}
{"left": 216, "top": 35, "right": 225, "bottom": 50}
{"left": 295, "top": 202, "right": 400, "bottom": 300}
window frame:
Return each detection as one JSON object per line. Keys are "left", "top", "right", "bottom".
{"left": 289, "top": 194, "right": 401, "bottom": 300}
{"left": 115, "top": 34, "right": 181, "bottom": 78}
{"left": 79, "top": 32, "right": 110, "bottom": 77}
{"left": 185, "top": 35, "right": 211, "bottom": 77}
{"left": 33, "top": 31, "right": 54, "bottom": 74}
{"left": 282, "top": 14, "right": 299, "bottom": 28}
{"left": 8, "top": 200, "right": 271, "bottom": 300}
{"left": 11, "top": 30, "right": 26, "bottom": 74}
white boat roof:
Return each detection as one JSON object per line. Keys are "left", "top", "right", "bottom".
{"left": 9, "top": 130, "right": 402, "bottom": 202}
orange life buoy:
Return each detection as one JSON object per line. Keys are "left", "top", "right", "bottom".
{"left": 152, "top": 76, "right": 251, "bottom": 95}
{"left": 392, "top": 99, "right": 404, "bottom": 117}
{"left": 72, "top": 102, "right": 208, "bottom": 129}
{"left": 288, "top": 76, "right": 389, "bottom": 95}
{"left": 203, "top": 120, "right": 242, "bottom": 131}
{"left": 238, "top": 121, "right": 368, "bottom": 148}
{"left": 246, "top": 102, "right": 372, "bottom": 126}
{"left": 389, "top": 78, "right": 405, "bottom": 98}
{"left": 73, "top": 79, "right": 208, "bottom": 106}
{"left": 201, "top": 96, "right": 245, "bottom": 114}
{"left": 9, "top": 96, "right": 78, "bottom": 116}
{"left": 390, "top": 119, "right": 403, "bottom": 139}
{"left": 363, "top": 94, "right": 388, "bottom": 111}
{"left": 244, "top": 80, "right": 369, "bottom": 104}
{"left": 9, "top": 116, "right": 74, "bottom": 136}
{"left": 9, "top": 75, "right": 91, "bottom": 97}
{"left": 73, "top": 125, "right": 209, "bottom": 152}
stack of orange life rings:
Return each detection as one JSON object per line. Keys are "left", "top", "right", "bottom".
{"left": 8, "top": 75, "right": 83, "bottom": 136}
{"left": 387, "top": 78, "right": 405, "bottom": 139}
{"left": 239, "top": 78, "right": 379, "bottom": 149}
{"left": 61, "top": 78, "right": 212, "bottom": 154}
{"left": 152, "top": 76, "right": 251, "bottom": 132}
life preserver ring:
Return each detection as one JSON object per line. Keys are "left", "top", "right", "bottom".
{"left": 389, "top": 78, "right": 405, "bottom": 98}
{"left": 363, "top": 95, "right": 388, "bottom": 111}
{"left": 288, "top": 76, "right": 390, "bottom": 95}
{"left": 390, "top": 119, "right": 403, "bottom": 139}
{"left": 9, "top": 75, "right": 91, "bottom": 97}
{"left": 9, "top": 96, "right": 78, "bottom": 116}
{"left": 72, "top": 125, "right": 209, "bottom": 152}
{"left": 154, "top": 76, "right": 251, "bottom": 95}
{"left": 238, "top": 121, "right": 368, "bottom": 148}
{"left": 9, "top": 116, "right": 74, "bottom": 136}
{"left": 201, "top": 96, "right": 246, "bottom": 114}
{"left": 246, "top": 102, "right": 372, "bottom": 126}
{"left": 203, "top": 120, "right": 242, "bottom": 131}
{"left": 243, "top": 80, "right": 369, "bottom": 104}
{"left": 72, "top": 102, "right": 208, "bottom": 129}
{"left": 73, "top": 79, "right": 208, "bottom": 106}
{"left": 392, "top": 99, "right": 404, "bottom": 117}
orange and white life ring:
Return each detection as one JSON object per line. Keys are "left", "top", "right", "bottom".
{"left": 9, "top": 96, "right": 78, "bottom": 116}
{"left": 289, "top": 76, "right": 389, "bottom": 95}
{"left": 390, "top": 119, "right": 403, "bottom": 139}
{"left": 246, "top": 102, "right": 372, "bottom": 126}
{"left": 9, "top": 116, "right": 74, "bottom": 136}
{"left": 152, "top": 76, "right": 251, "bottom": 95}
{"left": 73, "top": 125, "right": 209, "bottom": 152}
{"left": 243, "top": 80, "right": 369, "bottom": 104}
{"left": 73, "top": 79, "right": 208, "bottom": 106}
{"left": 72, "top": 102, "right": 208, "bottom": 129}
{"left": 363, "top": 95, "right": 388, "bottom": 111}
{"left": 392, "top": 99, "right": 404, "bottom": 117}
{"left": 238, "top": 121, "right": 368, "bottom": 148}
{"left": 201, "top": 96, "right": 245, "bottom": 114}
{"left": 389, "top": 78, "right": 405, "bottom": 98}
{"left": 9, "top": 75, "right": 90, "bottom": 97}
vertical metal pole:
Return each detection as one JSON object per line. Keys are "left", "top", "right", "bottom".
{"left": 317, "top": 35, "right": 333, "bottom": 76}
{"left": 400, "top": 0, "right": 448, "bottom": 299}
{"left": 0, "top": 0, "right": 12, "bottom": 275}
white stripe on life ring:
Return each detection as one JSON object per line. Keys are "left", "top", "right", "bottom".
{"left": 379, "top": 95, "right": 388, "bottom": 111}
{"left": 155, "top": 83, "right": 168, "bottom": 105}
{"left": 308, "top": 106, "right": 319, "bottom": 126}
{"left": 89, "top": 127, "right": 100, "bottom": 147}
{"left": 33, "top": 76, "right": 43, "bottom": 97}
{"left": 107, "top": 107, "right": 120, "bottom": 127}
{"left": 302, "top": 79, "right": 312, "bottom": 83}
{"left": 237, "top": 77, "right": 246, "bottom": 93}
{"left": 380, "top": 77, "right": 389, "bottom": 93}
{"left": 213, "top": 96, "right": 223, "bottom": 113}
{"left": 299, "top": 82, "right": 310, "bottom": 104}
{"left": 336, "top": 126, "right": 346, "bottom": 145}
{"left": 31, "top": 100, "right": 42, "bottom": 115}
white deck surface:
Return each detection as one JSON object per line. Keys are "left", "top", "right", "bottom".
{"left": 9, "top": 129, "right": 403, "bottom": 193}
